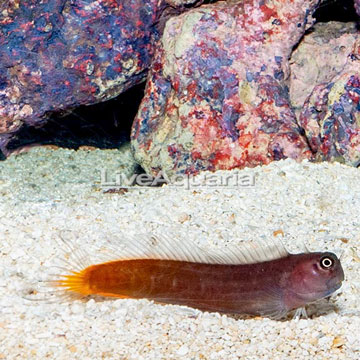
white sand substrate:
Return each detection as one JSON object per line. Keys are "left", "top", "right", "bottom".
{"left": 0, "top": 146, "right": 359, "bottom": 359}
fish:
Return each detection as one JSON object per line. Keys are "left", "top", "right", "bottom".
{"left": 44, "top": 233, "right": 344, "bottom": 319}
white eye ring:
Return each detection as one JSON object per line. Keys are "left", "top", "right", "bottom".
{"left": 321, "top": 257, "right": 333, "bottom": 269}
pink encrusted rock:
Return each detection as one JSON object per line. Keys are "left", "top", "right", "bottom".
{"left": 131, "top": 0, "right": 317, "bottom": 177}
{"left": 299, "top": 38, "right": 360, "bottom": 166}
{"left": 290, "top": 22, "right": 359, "bottom": 119}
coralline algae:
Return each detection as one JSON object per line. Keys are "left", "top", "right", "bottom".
{"left": 132, "top": 0, "right": 320, "bottom": 176}
{"left": 300, "top": 38, "right": 360, "bottom": 166}
{"left": 355, "top": 0, "right": 360, "bottom": 17}
{"left": 1, "top": 0, "right": 359, "bottom": 172}
{"left": 290, "top": 22, "right": 359, "bottom": 120}
{"left": 0, "top": 0, "right": 196, "bottom": 153}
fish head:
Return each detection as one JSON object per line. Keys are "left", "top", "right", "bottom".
{"left": 284, "top": 252, "right": 344, "bottom": 309}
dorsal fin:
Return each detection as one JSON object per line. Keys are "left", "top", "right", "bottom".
{"left": 91, "top": 232, "right": 290, "bottom": 266}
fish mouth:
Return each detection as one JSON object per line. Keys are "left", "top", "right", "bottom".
{"left": 325, "top": 275, "right": 344, "bottom": 292}
{"left": 289, "top": 280, "right": 343, "bottom": 303}
{"left": 323, "top": 281, "right": 342, "bottom": 297}
{"left": 313, "top": 279, "right": 343, "bottom": 300}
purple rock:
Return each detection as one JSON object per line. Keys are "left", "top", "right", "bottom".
{"left": 0, "top": 0, "right": 198, "bottom": 154}
{"left": 355, "top": 0, "right": 360, "bottom": 17}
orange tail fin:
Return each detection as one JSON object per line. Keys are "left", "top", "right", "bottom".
{"left": 52, "top": 269, "right": 91, "bottom": 297}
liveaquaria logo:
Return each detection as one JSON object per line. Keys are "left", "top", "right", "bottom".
{"left": 100, "top": 169, "right": 255, "bottom": 190}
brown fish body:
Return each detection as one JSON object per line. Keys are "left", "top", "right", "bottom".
{"left": 71, "top": 251, "right": 344, "bottom": 317}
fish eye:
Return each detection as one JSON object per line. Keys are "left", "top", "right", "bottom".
{"left": 320, "top": 257, "right": 333, "bottom": 269}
